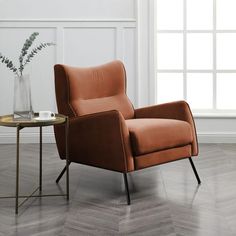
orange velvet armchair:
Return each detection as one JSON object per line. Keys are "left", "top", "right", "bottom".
{"left": 54, "top": 60, "right": 201, "bottom": 204}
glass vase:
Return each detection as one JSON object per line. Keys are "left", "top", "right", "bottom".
{"left": 13, "top": 74, "right": 33, "bottom": 120}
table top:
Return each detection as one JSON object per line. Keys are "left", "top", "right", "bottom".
{"left": 0, "top": 114, "right": 67, "bottom": 128}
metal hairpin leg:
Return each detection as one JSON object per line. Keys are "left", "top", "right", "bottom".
{"left": 55, "top": 118, "right": 70, "bottom": 200}
{"left": 39, "top": 126, "right": 42, "bottom": 193}
{"left": 65, "top": 117, "right": 69, "bottom": 200}
{"left": 189, "top": 157, "right": 201, "bottom": 185}
{"left": 123, "top": 173, "right": 131, "bottom": 205}
{"left": 15, "top": 125, "right": 21, "bottom": 214}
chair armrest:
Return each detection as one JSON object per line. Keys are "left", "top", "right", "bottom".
{"left": 135, "top": 101, "right": 198, "bottom": 156}
{"left": 54, "top": 110, "right": 134, "bottom": 172}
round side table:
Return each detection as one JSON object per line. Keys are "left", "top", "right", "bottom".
{"left": 0, "top": 114, "right": 69, "bottom": 214}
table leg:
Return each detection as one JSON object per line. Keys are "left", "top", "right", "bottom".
{"left": 65, "top": 117, "right": 69, "bottom": 200}
{"left": 39, "top": 126, "right": 42, "bottom": 193}
{"left": 15, "top": 125, "right": 20, "bottom": 214}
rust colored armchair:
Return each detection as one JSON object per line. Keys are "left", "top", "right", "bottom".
{"left": 54, "top": 60, "right": 201, "bottom": 204}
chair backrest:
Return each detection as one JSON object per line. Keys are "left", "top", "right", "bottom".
{"left": 54, "top": 60, "right": 134, "bottom": 119}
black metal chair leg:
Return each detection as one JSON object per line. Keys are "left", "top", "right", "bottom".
{"left": 123, "top": 173, "right": 131, "bottom": 205}
{"left": 189, "top": 157, "right": 201, "bottom": 185}
{"left": 56, "top": 162, "right": 71, "bottom": 183}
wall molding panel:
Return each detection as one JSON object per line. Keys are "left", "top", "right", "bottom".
{"left": 0, "top": 19, "right": 136, "bottom": 62}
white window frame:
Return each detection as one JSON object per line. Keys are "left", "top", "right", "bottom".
{"left": 149, "top": 0, "right": 236, "bottom": 117}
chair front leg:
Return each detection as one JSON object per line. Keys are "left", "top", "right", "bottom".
{"left": 189, "top": 157, "right": 201, "bottom": 185}
{"left": 123, "top": 173, "right": 131, "bottom": 205}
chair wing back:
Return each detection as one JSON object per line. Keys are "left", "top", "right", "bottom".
{"left": 54, "top": 60, "right": 134, "bottom": 119}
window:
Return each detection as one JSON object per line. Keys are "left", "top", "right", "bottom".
{"left": 155, "top": 0, "right": 236, "bottom": 113}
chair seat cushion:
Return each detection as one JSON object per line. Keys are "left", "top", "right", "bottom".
{"left": 126, "top": 118, "right": 193, "bottom": 156}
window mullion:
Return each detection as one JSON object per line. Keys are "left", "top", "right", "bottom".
{"left": 213, "top": 0, "right": 217, "bottom": 110}
{"left": 183, "top": 0, "right": 187, "bottom": 100}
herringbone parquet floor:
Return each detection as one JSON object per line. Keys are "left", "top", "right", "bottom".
{"left": 0, "top": 143, "right": 236, "bottom": 235}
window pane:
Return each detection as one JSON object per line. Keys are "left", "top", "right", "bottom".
{"left": 157, "top": 34, "right": 183, "bottom": 69}
{"left": 217, "top": 0, "right": 236, "bottom": 29}
{"left": 157, "top": 73, "right": 183, "bottom": 103}
{"left": 187, "top": 73, "right": 213, "bottom": 109}
{"left": 187, "top": 0, "right": 213, "bottom": 30}
{"left": 156, "top": 0, "right": 183, "bottom": 30}
{"left": 217, "top": 74, "right": 236, "bottom": 109}
{"left": 187, "top": 34, "right": 213, "bottom": 70}
{"left": 217, "top": 33, "right": 236, "bottom": 70}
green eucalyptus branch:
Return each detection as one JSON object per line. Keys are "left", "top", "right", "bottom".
{"left": 0, "top": 32, "right": 55, "bottom": 77}
{"left": 0, "top": 53, "right": 19, "bottom": 76}
{"left": 22, "top": 42, "right": 55, "bottom": 72}
{"left": 18, "top": 32, "right": 39, "bottom": 75}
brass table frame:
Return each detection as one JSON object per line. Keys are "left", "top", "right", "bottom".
{"left": 0, "top": 114, "right": 69, "bottom": 214}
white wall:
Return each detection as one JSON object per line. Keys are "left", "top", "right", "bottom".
{"left": 0, "top": 0, "right": 136, "bottom": 143}
{"left": 0, "top": 0, "right": 235, "bottom": 144}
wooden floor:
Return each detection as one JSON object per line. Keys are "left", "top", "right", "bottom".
{"left": 0, "top": 143, "right": 236, "bottom": 235}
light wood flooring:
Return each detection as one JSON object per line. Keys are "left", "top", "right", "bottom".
{"left": 0, "top": 143, "right": 236, "bottom": 235}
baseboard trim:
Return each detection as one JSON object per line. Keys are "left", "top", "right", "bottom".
{"left": 197, "top": 132, "right": 236, "bottom": 143}
{"left": 0, "top": 132, "right": 236, "bottom": 144}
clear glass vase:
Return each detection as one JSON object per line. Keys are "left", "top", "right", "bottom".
{"left": 13, "top": 74, "right": 33, "bottom": 120}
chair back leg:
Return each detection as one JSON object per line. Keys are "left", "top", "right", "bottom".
{"left": 56, "top": 162, "right": 71, "bottom": 183}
